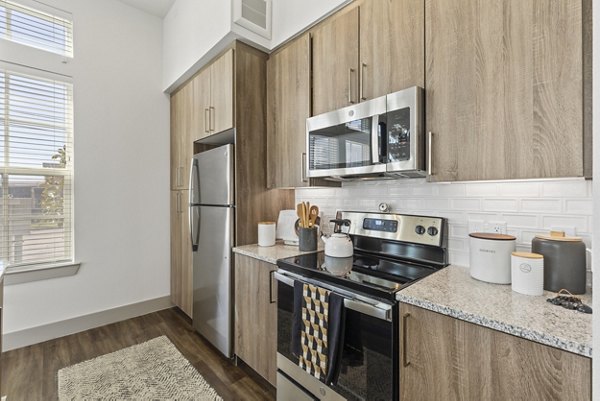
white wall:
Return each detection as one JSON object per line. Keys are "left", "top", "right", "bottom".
{"left": 270, "top": 0, "right": 349, "bottom": 48}
{"left": 162, "top": 0, "right": 350, "bottom": 91}
{"left": 162, "top": 0, "right": 231, "bottom": 91}
{"left": 297, "top": 178, "right": 593, "bottom": 285}
{"left": 3, "top": 0, "right": 170, "bottom": 336}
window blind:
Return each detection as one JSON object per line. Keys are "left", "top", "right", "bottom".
{"left": 0, "top": 0, "right": 73, "bottom": 57}
{"left": 0, "top": 67, "right": 73, "bottom": 267}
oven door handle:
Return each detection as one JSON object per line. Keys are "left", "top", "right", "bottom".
{"left": 274, "top": 271, "right": 393, "bottom": 322}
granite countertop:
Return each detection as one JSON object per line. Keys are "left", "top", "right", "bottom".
{"left": 233, "top": 241, "right": 323, "bottom": 264}
{"left": 397, "top": 265, "right": 592, "bottom": 357}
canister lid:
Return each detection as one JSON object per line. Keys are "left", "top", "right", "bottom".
{"left": 534, "top": 230, "right": 582, "bottom": 242}
{"left": 469, "top": 232, "right": 516, "bottom": 241}
{"left": 511, "top": 251, "right": 543, "bottom": 259}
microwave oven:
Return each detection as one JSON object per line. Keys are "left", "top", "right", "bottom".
{"left": 306, "top": 86, "right": 425, "bottom": 180}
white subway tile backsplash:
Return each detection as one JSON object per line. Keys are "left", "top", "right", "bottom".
{"left": 466, "top": 183, "right": 498, "bottom": 197}
{"left": 296, "top": 178, "right": 592, "bottom": 288}
{"left": 437, "top": 183, "right": 467, "bottom": 197}
{"left": 482, "top": 199, "right": 519, "bottom": 212}
{"left": 502, "top": 214, "right": 539, "bottom": 228}
{"left": 520, "top": 199, "right": 562, "bottom": 213}
{"left": 542, "top": 215, "right": 588, "bottom": 233}
{"left": 497, "top": 182, "right": 541, "bottom": 197}
{"left": 565, "top": 199, "right": 593, "bottom": 215}
{"left": 542, "top": 180, "right": 588, "bottom": 197}
{"left": 451, "top": 198, "right": 481, "bottom": 210}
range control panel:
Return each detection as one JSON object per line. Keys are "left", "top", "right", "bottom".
{"left": 337, "top": 211, "right": 446, "bottom": 247}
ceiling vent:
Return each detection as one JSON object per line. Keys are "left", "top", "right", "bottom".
{"left": 232, "top": 0, "right": 272, "bottom": 39}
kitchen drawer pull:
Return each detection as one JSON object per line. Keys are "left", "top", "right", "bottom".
{"left": 269, "top": 270, "right": 277, "bottom": 304}
{"left": 209, "top": 106, "right": 215, "bottom": 132}
{"left": 359, "top": 62, "right": 367, "bottom": 101}
{"left": 402, "top": 312, "right": 410, "bottom": 367}
{"left": 204, "top": 108, "right": 210, "bottom": 133}
{"left": 348, "top": 68, "right": 356, "bottom": 104}
{"left": 427, "top": 131, "right": 433, "bottom": 176}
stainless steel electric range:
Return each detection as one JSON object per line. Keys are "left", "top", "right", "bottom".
{"left": 275, "top": 211, "right": 448, "bottom": 401}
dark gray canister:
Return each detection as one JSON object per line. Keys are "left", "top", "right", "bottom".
{"left": 531, "top": 232, "right": 586, "bottom": 294}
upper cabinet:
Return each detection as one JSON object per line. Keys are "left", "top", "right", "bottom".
{"left": 311, "top": 1, "right": 425, "bottom": 115}
{"left": 210, "top": 50, "right": 235, "bottom": 135}
{"left": 359, "top": 0, "right": 425, "bottom": 99}
{"left": 311, "top": 7, "right": 360, "bottom": 115}
{"left": 193, "top": 49, "right": 234, "bottom": 141}
{"left": 426, "top": 0, "right": 588, "bottom": 181}
{"left": 267, "top": 34, "right": 311, "bottom": 189}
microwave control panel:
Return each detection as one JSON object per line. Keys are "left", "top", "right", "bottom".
{"left": 387, "top": 107, "right": 411, "bottom": 162}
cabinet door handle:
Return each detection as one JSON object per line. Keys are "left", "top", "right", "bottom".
{"left": 209, "top": 106, "right": 215, "bottom": 132}
{"left": 204, "top": 108, "right": 210, "bottom": 133}
{"left": 427, "top": 131, "right": 434, "bottom": 176}
{"left": 348, "top": 68, "right": 356, "bottom": 104}
{"left": 176, "top": 166, "right": 182, "bottom": 187}
{"left": 269, "top": 270, "right": 277, "bottom": 303}
{"left": 359, "top": 62, "right": 367, "bottom": 101}
{"left": 402, "top": 312, "right": 410, "bottom": 367}
{"left": 301, "top": 152, "right": 308, "bottom": 183}
{"left": 176, "top": 191, "right": 181, "bottom": 214}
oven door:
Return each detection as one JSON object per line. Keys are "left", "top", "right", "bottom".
{"left": 275, "top": 271, "right": 398, "bottom": 401}
{"left": 307, "top": 96, "right": 387, "bottom": 179}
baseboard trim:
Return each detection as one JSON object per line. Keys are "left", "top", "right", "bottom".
{"left": 3, "top": 296, "right": 173, "bottom": 351}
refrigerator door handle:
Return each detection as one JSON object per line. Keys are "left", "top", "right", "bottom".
{"left": 189, "top": 158, "right": 200, "bottom": 204}
{"left": 189, "top": 206, "right": 199, "bottom": 252}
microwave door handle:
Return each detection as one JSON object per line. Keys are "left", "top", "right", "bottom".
{"left": 371, "top": 114, "right": 380, "bottom": 164}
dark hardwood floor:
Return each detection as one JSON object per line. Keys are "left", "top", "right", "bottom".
{"left": 2, "top": 308, "right": 276, "bottom": 401}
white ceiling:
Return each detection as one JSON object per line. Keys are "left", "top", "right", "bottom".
{"left": 117, "top": 0, "right": 175, "bottom": 18}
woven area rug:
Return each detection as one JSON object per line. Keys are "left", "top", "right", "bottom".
{"left": 58, "top": 336, "right": 222, "bottom": 400}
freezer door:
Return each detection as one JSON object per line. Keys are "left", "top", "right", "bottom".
{"left": 191, "top": 144, "right": 234, "bottom": 206}
{"left": 192, "top": 205, "right": 234, "bottom": 358}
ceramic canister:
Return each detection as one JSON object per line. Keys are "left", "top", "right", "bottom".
{"left": 469, "top": 233, "right": 516, "bottom": 284}
{"left": 258, "top": 221, "right": 276, "bottom": 247}
{"left": 532, "top": 231, "right": 587, "bottom": 294}
{"left": 511, "top": 252, "right": 544, "bottom": 296}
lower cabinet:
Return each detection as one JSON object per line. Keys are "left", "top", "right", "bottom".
{"left": 170, "top": 190, "right": 192, "bottom": 317}
{"left": 234, "top": 254, "right": 277, "bottom": 385}
{"left": 399, "top": 303, "right": 591, "bottom": 401}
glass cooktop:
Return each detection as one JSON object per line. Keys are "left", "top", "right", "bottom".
{"left": 276, "top": 251, "right": 439, "bottom": 301}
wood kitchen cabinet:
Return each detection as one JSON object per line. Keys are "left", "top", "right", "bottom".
{"left": 311, "top": 7, "right": 359, "bottom": 115}
{"left": 358, "top": 0, "right": 424, "bottom": 99}
{"left": 399, "top": 303, "right": 591, "bottom": 401}
{"left": 425, "top": 0, "right": 590, "bottom": 181}
{"left": 170, "top": 84, "right": 193, "bottom": 190}
{"left": 311, "top": 1, "right": 424, "bottom": 115}
{"left": 192, "top": 49, "right": 234, "bottom": 141}
{"left": 234, "top": 254, "right": 277, "bottom": 386}
{"left": 170, "top": 190, "right": 192, "bottom": 317}
{"left": 266, "top": 33, "right": 311, "bottom": 188}
{"left": 210, "top": 49, "right": 234, "bottom": 135}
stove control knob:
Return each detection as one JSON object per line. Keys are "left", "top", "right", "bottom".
{"left": 415, "top": 225, "right": 426, "bottom": 235}
{"left": 427, "top": 226, "right": 439, "bottom": 236}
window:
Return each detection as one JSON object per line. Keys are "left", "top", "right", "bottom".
{"left": 0, "top": 0, "right": 73, "bottom": 57}
{"left": 0, "top": 67, "right": 73, "bottom": 268}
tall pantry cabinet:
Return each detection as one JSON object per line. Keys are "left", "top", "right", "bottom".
{"left": 169, "top": 43, "right": 293, "bottom": 317}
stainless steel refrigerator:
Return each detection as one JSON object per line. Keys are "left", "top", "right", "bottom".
{"left": 189, "top": 144, "right": 234, "bottom": 358}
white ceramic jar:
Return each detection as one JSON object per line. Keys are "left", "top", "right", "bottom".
{"left": 258, "top": 221, "right": 276, "bottom": 247}
{"left": 469, "top": 233, "right": 516, "bottom": 284}
{"left": 511, "top": 252, "right": 544, "bottom": 296}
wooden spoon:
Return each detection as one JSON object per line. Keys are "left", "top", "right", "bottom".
{"left": 296, "top": 203, "right": 305, "bottom": 228}
{"left": 309, "top": 206, "right": 319, "bottom": 227}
